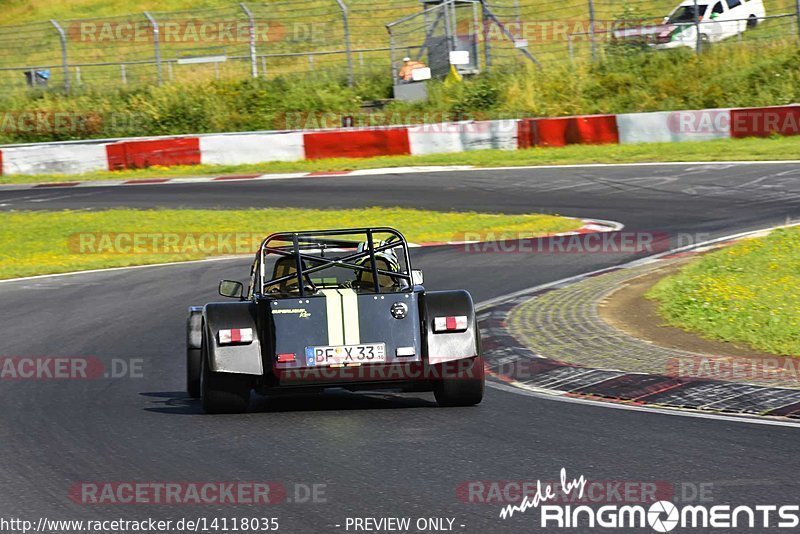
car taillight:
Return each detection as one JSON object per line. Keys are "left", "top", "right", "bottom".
{"left": 433, "top": 316, "right": 468, "bottom": 333}
{"left": 218, "top": 328, "right": 253, "bottom": 344}
{"left": 276, "top": 353, "right": 296, "bottom": 363}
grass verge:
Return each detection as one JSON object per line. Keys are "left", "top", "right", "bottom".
{"left": 0, "top": 207, "right": 579, "bottom": 279}
{"left": 4, "top": 135, "right": 800, "bottom": 185}
{"left": 647, "top": 227, "right": 800, "bottom": 356}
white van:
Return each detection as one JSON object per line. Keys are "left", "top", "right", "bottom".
{"left": 654, "top": 0, "right": 767, "bottom": 49}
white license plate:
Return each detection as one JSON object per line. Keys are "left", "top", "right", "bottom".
{"left": 305, "top": 343, "right": 386, "bottom": 366}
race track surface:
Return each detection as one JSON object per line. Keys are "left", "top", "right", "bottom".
{"left": 1, "top": 163, "right": 799, "bottom": 533}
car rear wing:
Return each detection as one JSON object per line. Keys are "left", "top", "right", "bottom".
{"left": 256, "top": 227, "right": 414, "bottom": 296}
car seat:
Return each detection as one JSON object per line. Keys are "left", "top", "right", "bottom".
{"left": 266, "top": 256, "right": 316, "bottom": 296}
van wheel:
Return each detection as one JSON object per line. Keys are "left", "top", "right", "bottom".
{"left": 747, "top": 15, "right": 758, "bottom": 29}
{"left": 200, "top": 340, "right": 251, "bottom": 414}
{"left": 434, "top": 356, "right": 485, "bottom": 407}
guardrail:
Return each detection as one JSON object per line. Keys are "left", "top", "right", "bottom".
{"left": 2, "top": 104, "right": 799, "bottom": 177}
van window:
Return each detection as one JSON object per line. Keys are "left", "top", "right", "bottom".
{"left": 668, "top": 5, "right": 708, "bottom": 23}
{"left": 712, "top": 2, "right": 725, "bottom": 15}
{"left": 726, "top": 0, "right": 742, "bottom": 8}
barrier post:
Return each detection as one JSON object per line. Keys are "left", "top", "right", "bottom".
{"left": 588, "top": 0, "right": 596, "bottom": 61}
{"left": 143, "top": 12, "right": 163, "bottom": 86}
{"left": 796, "top": 0, "right": 800, "bottom": 40}
{"left": 693, "top": 0, "right": 701, "bottom": 53}
{"left": 240, "top": 3, "right": 258, "bottom": 78}
{"left": 50, "top": 20, "right": 70, "bottom": 92}
{"left": 335, "top": 0, "right": 354, "bottom": 86}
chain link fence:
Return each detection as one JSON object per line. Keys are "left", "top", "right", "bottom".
{"left": 0, "top": 0, "right": 798, "bottom": 93}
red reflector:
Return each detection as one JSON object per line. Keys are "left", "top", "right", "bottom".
{"left": 276, "top": 353, "right": 296, "bottom": 363}
{"left": 433, "top": 315, "right": 469, "bottom": 333}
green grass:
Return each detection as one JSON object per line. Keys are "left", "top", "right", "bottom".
{"left": 0, "top": 207, "right": 580, "bottom": 279}
{"left": 4, "top": 134, "right": 800, "bottom": 185}
{"left": 2, "top": 38, "right": 800, "bottom": 145}
{"left": 648, "top": 227, "right": 800, "bottom": 356}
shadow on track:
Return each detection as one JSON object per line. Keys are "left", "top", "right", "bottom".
{"left": 140, "top": 389, "right": 438, "bottom": 415}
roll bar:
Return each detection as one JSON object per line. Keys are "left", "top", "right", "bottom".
{"left": 256, "top": 227, "right": 414, "bottom": 296}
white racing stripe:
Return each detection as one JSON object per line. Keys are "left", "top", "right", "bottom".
{"left": 319, "top": 288, "right": 361, "bottom": 346}
{"left": 320, "top": 289, "right": 344, "bottom": 346}
{"left": 337, "top": 289, "right": 361, "bottom": 345}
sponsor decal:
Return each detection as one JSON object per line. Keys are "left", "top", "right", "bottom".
{"left": 273, "top": 308, "right": 311, "bottom": 318}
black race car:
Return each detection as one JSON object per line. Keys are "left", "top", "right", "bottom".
{"left": 186, "top": 227, "right": 484, "bottom": 413}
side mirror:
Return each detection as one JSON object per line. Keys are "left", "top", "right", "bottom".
{"left": 411, "top": 269, "right": 424, "bottom": 286}
{"left": 219, "top": 280, "right": 244, "bottom": 299}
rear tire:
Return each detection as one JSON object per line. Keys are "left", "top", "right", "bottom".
{"left": 186, "top": 347, "right": 202, "bottom": 398}
{"left": 200, "top": 338, "right": 251, "bottom": 414}
{"left": 434, "top": 355, "right": 485, "bottom": 407}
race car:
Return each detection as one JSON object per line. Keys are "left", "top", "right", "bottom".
{"left": 186, "top": 227, "right": 484, "bottom": 413}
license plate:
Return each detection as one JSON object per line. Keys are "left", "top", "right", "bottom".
{"left": 305, "top": 343, "right": 386, "bottom": 367}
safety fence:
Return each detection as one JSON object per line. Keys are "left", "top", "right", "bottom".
{"left": 1, "top": 0, "right": 799, "bottom": 93}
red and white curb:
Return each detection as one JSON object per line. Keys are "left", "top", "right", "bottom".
{"left": 478, "top": 220, "right": 800, "bottom": 426}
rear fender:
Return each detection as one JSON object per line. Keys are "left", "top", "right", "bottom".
{"left": 187, "top": 306, "right": 203, "bottom": 350}
{"left": 423, "top": 290, "right": 479, "bottom": 365}
{"left": 203, "top": 302, "right": 263, "bottom": 375}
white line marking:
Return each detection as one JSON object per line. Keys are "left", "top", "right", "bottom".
{"left": 2, "top": 159, "right": 799, "bottom": 191}
{"left": 487, "top": 380, "right": 800, "bottom": 429}
{"left": 28, "top": 192, "right": 99, "bottom": 203}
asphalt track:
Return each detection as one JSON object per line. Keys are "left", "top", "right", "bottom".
{"left": 1, "top": 163, "right": 800, "bottom": 533}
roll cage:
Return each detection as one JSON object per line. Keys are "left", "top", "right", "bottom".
{"left": 247, "top": 227, "right": 414, "bottom": 298}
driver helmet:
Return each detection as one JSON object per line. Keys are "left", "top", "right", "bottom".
{"left": 354, "top": 239, "right": 401, "bottom": 287}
